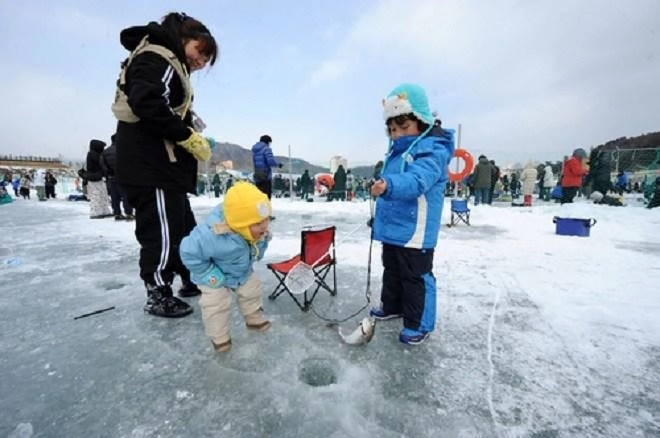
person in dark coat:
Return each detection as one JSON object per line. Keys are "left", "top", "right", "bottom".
{"left": 112, "top": 12, "right": 218, "bottom": 317}
{"left": 212, "top": 173, "right": 221, "bottom": 197}
{"left": 44, "top": 171, "right": 58, "bottom": 199}
{"left": 489, "top": 160, "right": 500, "bottom": 204}
{"left": 251, "top": 135, "right": 282, "bottom": 199}
{"left": 510, "top": 173, "right": 521, "bottom": 199}
{"left": 585, "top": 146, "right": 612, "bottom": 196}
{"left": 331, "top": 165, "right": 347, "bottom": 201}
{"left": 537, "top": 166, "right": 546, "bottom": 200}
{"left": 471, "top": 155, "right": 494, "bottom": 205}
{"left": 300, "top": 169, "right": 313, "bottom": 200}
{"left": 102, "top": 135, "right": 134, "bottom": 220}
{"left": 85, "top": 139, "right": 112, "bottom": 218}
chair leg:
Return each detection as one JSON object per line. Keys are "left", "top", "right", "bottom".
{"left": 268, "top": 280, "right": 287, "bottom": 300}
{"left": 290, "top": 292, "right": 309, "bottom": 311}
{"left": 450, "top": 211, "right": 470, "bottom": 226}
{"left": 268, "top": 288, "right": 283, "bottom": 300}
{"left": 331, "top": 263, "right": 337, "bottom": 296}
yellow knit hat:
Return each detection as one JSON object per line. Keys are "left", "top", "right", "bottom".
{"left": 223, "top": 181, "right": 271, "bottom": 242}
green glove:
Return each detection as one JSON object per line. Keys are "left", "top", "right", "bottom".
{"left": 178, "top": 128, "right": 212, "bottom": 161}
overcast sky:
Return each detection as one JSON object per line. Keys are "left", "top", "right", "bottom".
{"left": 1, "top": 0, "right": 658, "bottom": 168}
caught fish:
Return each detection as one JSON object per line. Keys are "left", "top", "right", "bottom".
{"left": 338, "top": 316, "right": 376, "bottom": 345}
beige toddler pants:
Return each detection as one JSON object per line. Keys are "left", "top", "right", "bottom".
{"left": 198, "top": 273, "right": 263, "bottom": 344}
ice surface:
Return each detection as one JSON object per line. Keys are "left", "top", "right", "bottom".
{"left": 1, "top": 194, "right": 659, "bottom": 437}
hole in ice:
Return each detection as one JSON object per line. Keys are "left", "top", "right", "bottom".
{"left": 298, "top": 357, "right": 338, "bottom": 387}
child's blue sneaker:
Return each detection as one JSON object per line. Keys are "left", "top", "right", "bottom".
{"left": 399, "top": 328, "right": 429, "bottom": 345}
{"left": 369, "top": 307, "right": 403, "bottom": 321}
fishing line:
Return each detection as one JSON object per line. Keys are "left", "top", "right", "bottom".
{"left": 309, "top": 195, "right": 376, "bottom": 325}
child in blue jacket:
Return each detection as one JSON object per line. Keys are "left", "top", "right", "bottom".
{"left": 369, "top": 83, "right": 454, "bottom": 345}
{"left": 180, "top": 181, "right": 272, "bottom": 352}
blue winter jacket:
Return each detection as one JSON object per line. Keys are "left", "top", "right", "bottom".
{"left": 373, "top": 126, "right": 455, "bottom": 249}
{"left": 179, "top": 205, "right": 269, "bottom": 289}
{"left": 616, "top": 173, "right": 629, "bottom": 188}
{"left": 251, "top": 141, "right": 280, "bottom": 181}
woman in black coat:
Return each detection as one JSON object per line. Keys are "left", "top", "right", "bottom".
{"left": 113, "top": 12, "right": 218, "bottom": 318}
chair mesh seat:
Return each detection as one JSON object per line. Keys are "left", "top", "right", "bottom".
{"left": 266, "top": 225, "right": 337, "bottom": 311}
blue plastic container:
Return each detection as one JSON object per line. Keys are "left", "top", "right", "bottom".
{"left": 552, "top": 217, "right": 597, "bottom": 237}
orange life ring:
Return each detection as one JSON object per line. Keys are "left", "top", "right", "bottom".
{"left": 448, "top": 148, "right": 474, "bottom": 182}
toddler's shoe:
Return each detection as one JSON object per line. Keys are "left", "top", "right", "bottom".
{"left": 212, "top": 339, "right": 232, "bottom": 353}
{"left": 245, "top": 311, "right": 271, "bottom": 331}
{"left": 399, "top": 328, "right": 429, "bottom": 345}
{"left": 369, "top": 306, "right": 403, "bottom": 321}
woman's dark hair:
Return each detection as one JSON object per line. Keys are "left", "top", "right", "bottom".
{"left": 162, "top": 12, "right": 218, "bottom": 66}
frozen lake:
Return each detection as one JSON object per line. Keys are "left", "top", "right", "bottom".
{"left": 1, "top": 195, "right": 659, "bottom": 437}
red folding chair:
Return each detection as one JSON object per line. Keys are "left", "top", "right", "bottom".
{"left": 267, "top": 225, "right": 337, "bottom": 311}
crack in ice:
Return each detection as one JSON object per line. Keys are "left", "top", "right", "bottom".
{"left": 486, "top": 282, "right": 502, "bottom": 437}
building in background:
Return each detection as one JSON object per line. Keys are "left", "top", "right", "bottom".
{"left": 330, "top": 156, "right": 347, "bottom": 174}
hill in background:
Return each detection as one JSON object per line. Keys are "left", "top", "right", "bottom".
{"left": 3, "top": 132, "right": 657, "bottom": 177}
{"left": 211, "top": 141, "right": 378, "bottom": 178}
{"left": 589, "top": 131, "right": 660, "bottom": 173}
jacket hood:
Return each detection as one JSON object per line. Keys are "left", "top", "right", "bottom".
{"left": 89, "top": 139, "right": 106, "bottom": 153}
{"left": 119, "top": 22, "right": 185, "bottom": 62}
{"left": 251, "top": 141, "right": 268, "bottom": 153}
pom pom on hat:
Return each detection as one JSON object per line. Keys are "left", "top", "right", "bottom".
{"left": 382, "top": 83, "right": 435, "bottom": 125}
{"left": 224, "top": 182, "right": 271, "bottom": 242}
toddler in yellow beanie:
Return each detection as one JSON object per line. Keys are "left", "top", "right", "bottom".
{"left": 180, "top": 181, "right": 273, "bottom": 352}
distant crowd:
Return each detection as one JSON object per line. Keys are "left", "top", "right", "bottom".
{"left": 0, "top": 169, "right": 59, "bottom": 202}
{"left": 449, "top": 149, "right": 660, "bottom": 209}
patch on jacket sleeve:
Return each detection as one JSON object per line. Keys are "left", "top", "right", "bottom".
{"left": 211, "top": 222, "right": 231, "bottom": 234}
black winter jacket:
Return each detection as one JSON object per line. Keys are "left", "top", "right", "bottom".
{"left": 86, "top": 140, "right": 107, "bottom": 182}
{"left": 102, "top": 142, "right": 118, "bottom": 177}
{"left": 114, "top": 22, "right": 197, "bottom": 193}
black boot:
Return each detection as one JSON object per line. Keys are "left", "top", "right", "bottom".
{"left": 177, "top": 270, "right": 201, "bottom": 297}
{"left": 178, "top": 282, "right": 201, "bottom": 298}
{"left": 144, "top": 284, "right": 193, "bottom": 318}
